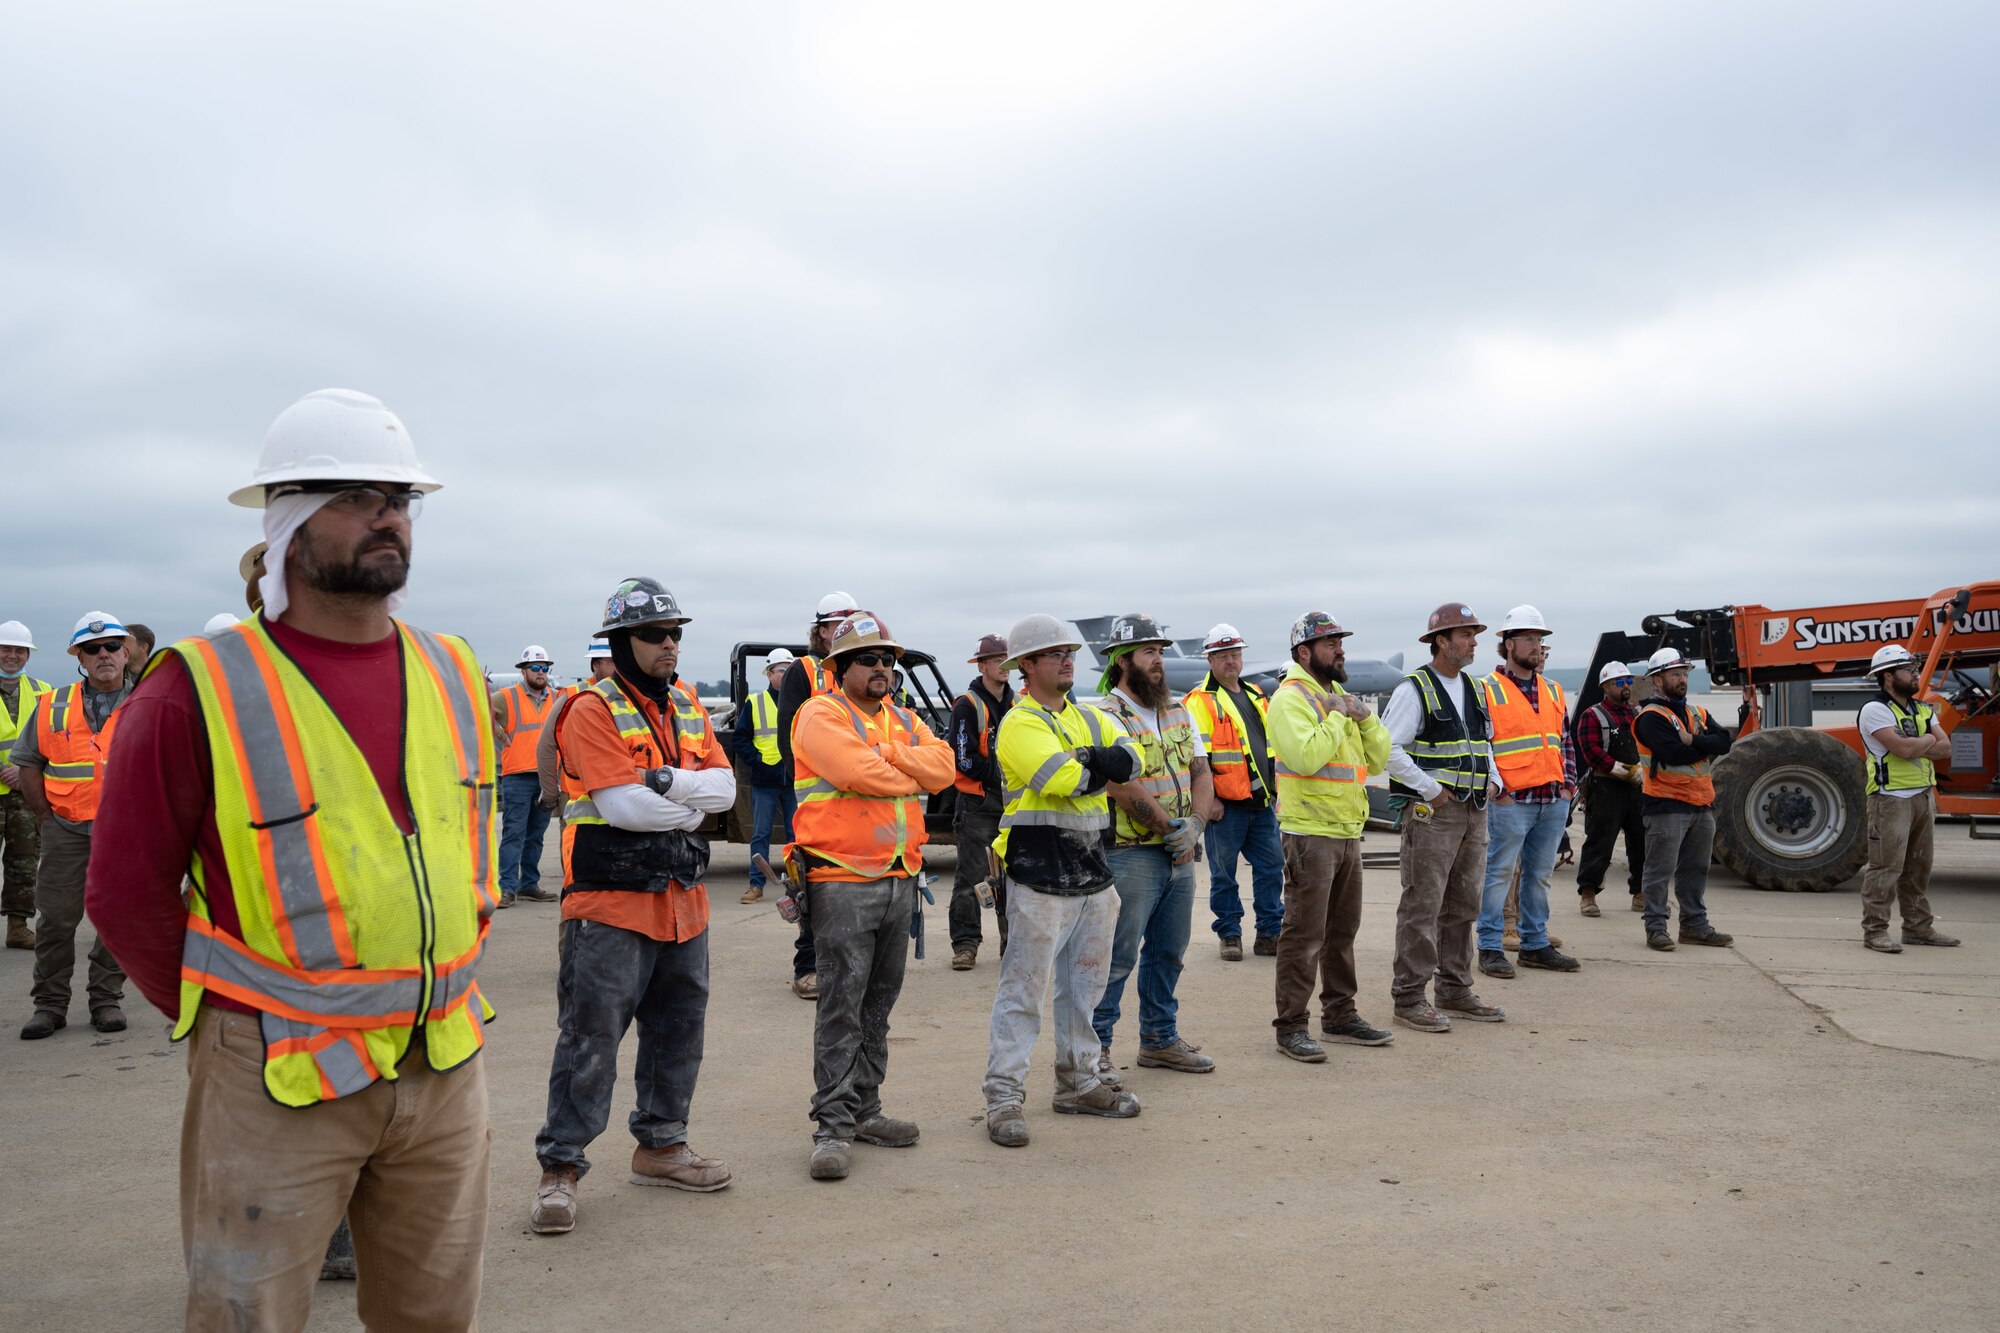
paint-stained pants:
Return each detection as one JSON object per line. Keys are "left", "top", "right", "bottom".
{"left": 1274, "top": 833, "right": 1365, "bottom": 1032}
{"left": 1861, "top": 790, "right": 1936, "bottom": 936}
{"left": 32, "top": 820, "right": 123, "bottom": 1014}
{"left": 536, "top": 919, "right": 708, "bottom": 1177}
{"left": 807, "top": 877, "right": 915, "bottom": 1140}
{"left": 983, "top": 883, "right": 1120, "bottom": 1113}
{"left": 181, "top": 1009, "right": 490, "bottom": 1333}
{"left": 949, "top": 807, "right": 1004, "bottom": 951}
{"left": 1, "top": 791, "right": 37, "bottom": 918}
{"left": 1640, "top": 806, "right": 1716, "bottom": 935}
{"left": 1577, "top": 776, "right": 1645, "bottom": 895}
{"left": 1391, "top": 797, "right": 1486, "bottom": 1010}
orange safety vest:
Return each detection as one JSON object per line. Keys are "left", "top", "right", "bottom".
{"left": 1184, "top": 680, "right": 1271, "bottom": 803}
{"left": 495, "top": 683, "right": 565, "bottom": 776}
{"left": 952, "top": 690, "right": 994, "bottom": 798}
{"left": 1483, "top": 670, "right": 1568, "bottom": 791}
{"left": 791, "top": 693, "right": 929, "bottom": 882}
{"left": 805, "top": 654, "right": 839, "bottom": 697}
{"left": 557, "top": 676, "right": 717, "bottom": 886}
{"left": 35, "top": 682, "right": 118, "bottom": 822}
{"left": 1634, "top": 699, "right": 1716, "bottom": 806}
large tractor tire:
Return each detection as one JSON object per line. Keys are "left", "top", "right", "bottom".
{"left": 1711, "top": 727, "right": 1868, "bottom": 891}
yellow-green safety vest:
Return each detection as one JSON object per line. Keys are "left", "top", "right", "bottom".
{"left": 748, "top": 690, "right": 782, "bottom": 767}
{"left": 1096, "top": 692, "right": 1199, "bottom": 847}
{"left": 1864, "top": 695, "right": 1938, "bottom": 795}
{"left": 0, "top": 677, "right": 53, "bottom": 796}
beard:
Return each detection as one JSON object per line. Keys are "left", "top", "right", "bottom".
{"left": 294, "top": 523, "right": 409, "bottom": 597}
{"left": 1122, "top": 663, "right": 1170, "bottom": 711}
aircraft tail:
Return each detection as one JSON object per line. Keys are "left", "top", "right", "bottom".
{"left": 1387, "top": 652, "right": 1404, "bottom": 671}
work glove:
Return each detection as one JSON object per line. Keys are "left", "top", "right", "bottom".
{"left": 641, "top": 766, "right": 677, "bottom": 796}
{"left": 1164, "top": 816, "right": 1204, "bottom": 859}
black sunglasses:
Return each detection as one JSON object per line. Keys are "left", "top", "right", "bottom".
{"left": 846, "top": 651, "right": 897, "bottom": 668}
{"left": 630, "top": 625, "right": 683, "bottom": 645}
{"left": 77, "top": 640, "right": 124, "bottom": 657}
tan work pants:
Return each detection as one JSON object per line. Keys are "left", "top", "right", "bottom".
{"left": 1392, "top": 796, "right": 1486, "bottom": 1009}
{"left": 1273, "top": 833, "right": 1365, "bottom": 1032}
{"left": 1861, "top": 790, "right": 1936, "bottom": 937}
{"left": 182, "top": 1008, "right": 491, "bottom": 1332}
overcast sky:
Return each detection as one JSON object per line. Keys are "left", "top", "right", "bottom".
{"left": 6, "top": 2, "right": 1996, "bottom": 688}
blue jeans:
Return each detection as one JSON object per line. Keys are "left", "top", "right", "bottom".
{"left": 1206, "top": 802, "right": 1284, "bottom": 939}
{"left": 1092, "top": 845, "right": 1195, "bottom": 1050}
{"left": 498, "top": 772, "right": 552, "bottom": 895}
{"left": 1477, "top": 797, "right": 1570, "bottom": 952}
{"left": 747, "top": 786, "right": 797, "bottom": 888}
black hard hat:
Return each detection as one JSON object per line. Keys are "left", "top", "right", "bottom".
{"left": 599, "top": 576, "right": 691, "bottom": 634}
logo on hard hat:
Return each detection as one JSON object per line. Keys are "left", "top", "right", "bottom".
{"left": 87, "top": 619, "right": 105, "bottom": 634}
{"left": 652, "top": 594, "right": 678, "bottom": 614}
{"left": 605, "top": 595, "right": 623, "bottom": 621}
{"left": 626, "top": 590, "right": 650, "bottom": 609}
{"left": 848, "top": 616, "right": 879, "bottom": 638}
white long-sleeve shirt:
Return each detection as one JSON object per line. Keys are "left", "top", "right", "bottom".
{"left": 591, "top": 765, "right": 737, "bottom": 832}
{"left": 1382, "top": 671, "right": 1495, "bottom": 801}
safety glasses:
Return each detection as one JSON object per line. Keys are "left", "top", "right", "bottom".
{"left": 77, "top": 641, "right": 123, "bottom": 657}
{"left": 630, "top": 625, "right": 683, "bottom": 645}
{"left": 846, "top": 651, "right": 897, "bottom": 668}
{"left": 1026, "top": 649, "right": 1077, "bottom": 664}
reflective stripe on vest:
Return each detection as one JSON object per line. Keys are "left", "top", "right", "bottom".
{"left": 1865, "top": 696, "right": 1937, "bottom": 794}
{"left": 1098, "top": 694, "right": 1198, "bottom": 845}
{"left": 749, "top": 690, "right": 782, "bottom": 767}
{"left": 952, "top": 690, "right": 992, "bottom": 797}
{"left": 497, "top": 684, "right": 562, "bottom": 776}
{"left": 1185, "top": 682, "right": 1269, "bottom": 803}
{"left": 1483, "top": 671, "right": 1567, "bottom": 790}
{"left": 790, "top": 693, "right": 927, "bottom": 879}
{"left": 562, "top": 676, "right": 712, "bottom": 826}
{"left": 995, "top": 699, "right": 1139, "bottom": 853}
{"left": 1634, "top": 700, "right": 1715, "bottom": 805}
{"left": 1401, "top": 668, "right": 1492, "bottom": 793}
{"left": 0, "top": 677, "right": 52, "bottom": 797}
{"left": 1271, "top": 679, "right": 1368, "bottom": 792}
{"left": 166, "top": 618, "right": 497, "bottom": 1108}
{"left": 37, "top": 682, "right": 112, "bottom": 820}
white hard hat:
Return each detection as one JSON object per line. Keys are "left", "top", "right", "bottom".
{"left": 230, "top": 389, "right": 443, "bottom": 509}
{"left": 203, "top": 614, "right": 240, "bottom": 635}
{"left": 517, "top": 645, "right": 554, "bottom": 668}
{"left": 0, "top": 620, "right": 34, "bottom": 650}
{"left": 1646, "top": 646, "right": 1694, "bottom": 676}
{"left": 1597, "top": 660, "right": 1634, "bottom": 684}
{"left": 815, "top": 591, "right": 859, "bottom": 624}
{"left": 586, "top": 637, "right": 613, "bottom": 660}
{"left": 1002, "top": 613, "right": 1083, "bottom": 671}
{"left": 69, "top": 612, "right": 129, "bottom": 655}
{"left": 1498, "top": 604, "right": 1552, "bottom": 637}
{"left": 1867, "top": 644, "right": 1920, "bottom": 677}
{"left": 766, "top": 647, "right": 796, "bottom": 670}
{"left": 1203, "top": 623, "right": 1248, "bottom": 655}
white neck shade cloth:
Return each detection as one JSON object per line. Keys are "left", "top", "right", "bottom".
{"left": 258, "top": 491, "right": 410, "bottom": 623}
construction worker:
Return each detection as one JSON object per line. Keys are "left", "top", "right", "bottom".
{"left": 1183, "top": 623, "right": 1282, "bottom": 961}
{"left": 1633, "top": 646, "right": 1735, "bottom": 952}
{"left": 788, "top": 612, "right": 955, "bottom": 1180}
{"left": 735, "top": 648, "right": 797, "bottom": 904}
{"left": 776, "top": 591, "right": 859, "bottom": 999}
{"left": 88, "top": 388, "right": 494, "bottom": 1327}
{"left": 1091, "top": 613, "right": 1215, "bottom": 1075}
{"left": 1382, "top": 603, "right": 1506, "bottom": 1033}
{"left": 538, "top": 639, "right": 615, "bottom": 817}
{"left": 1267, "top": 612, "right": 1395, "bottom": 1062}
{"left": 983, "top": 614, "right": 1143, "bottom": 1148}
{"left": 587, "top": 636, "right": 616, "bottom": 682}
{"left": 0, "top": 620, "right": 50, "bottom": 951}
{"left": 123, "top": 622, "right": 156, "bottom": 683}
{"left": 491, "top": 644, "right": 565, "bottom": 907}
{"left": 15, "top": 612, "right": 133, "bottom": 1040}
{"left": 1856, "top": 644, "right": 1959, "bottom": 953}
{"left": 532, "top": 577, "right": 737, "bottom": 1235}
{"left": 1575, "top": 660, "right": 1647, "bottom": 916}
{"left": 947, "top": 633, "right": 1014, "bottom": 970}
{"left": 1475, "top": 606, "right": 1580, "bottom": 979}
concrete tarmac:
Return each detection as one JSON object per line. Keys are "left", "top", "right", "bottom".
{"left": 2, "top": 827, "right": 1995, "bottom": 1331}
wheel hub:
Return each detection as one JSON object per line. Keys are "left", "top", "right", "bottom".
{"left": 1763, "top": 786, "right": 1817, "bottom": 835}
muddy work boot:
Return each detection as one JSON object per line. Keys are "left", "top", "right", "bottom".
{"left": 1320, "top": 1015, "right": 1393, "bottom": 1047}
{"left": 951, "top": 948, "right": 976, "bottom": 971}
{"left": 1136, "top": 1037, "right": 1214, "bottom": 1073}
{"left": 517, "top": 886, "right": 558, "bottom": 903}
{"left": 1437, "top": 994, "right": 1506, "bottom": 1023}
{"left": 791, "top": 973, "right": 818, "bottom": 1000}
{"left": 1502, "top": 927, "right": 1521, "bottom": 952}
{"left": 808, "top": 1139, "right": 851, "bottom": 1180}
{"left": 630, "top": 1143, "right": 732, "bottom": 1192}
{"left": 1219, "top": 936, "right": 1243, "bottom": 962}
{"left": 1864, "top": 933, "right": 1903, "bottom": 954}
{"left": 1902, "top": 929, "right": 1961, "bottom": 947}
{"left": 740, "top": 883, "right": 764, "bottom": 904}
{"left": 319, "top": 1219, "right": 357, "bottom": 1281}
{"left": 1275, "top": 1030, "right": 1327, "bottom": 1063}
{"left": 1095, "top": 1046, "right": 1123, "bottom": 1089}
{"left": 1393, "top": 1004, "right": 1451, "bottom": 1034}
{"left": 530, "top": 1165, "right": 579, "bottom": 1234}
{"left": 1478, "top": 948, "right": 1515, "bottom": 979}
{"left": 1579, "top": 891, "right": 1601, "bottom": 918}
{"left": 1253, "top": 935, "right": 1279, "bottom": 957}
{"left": 1516, "top": 946, "right": 1580, "bottom": 973}
{"left": 4, "top": 916, "right": 33, "bottom": 950}
{"left": 495, "top": 891, "right": 517, "bottom": 910}
{"left": 1678, "top": 926, "right": 1734, "bottom": 947}
{"left": 18, "top": 1010, "right": 65, "bottom": 1040}
{"left": 855, "top": 1115, "right": 920, "bottom": 1147}
{"left": 1647, "top": 930, "right": 1676, "bottom": 951}
{"left": 1053, "top": 1083, "right": 1142, "bottom": 1118}
{"left": 987, "top": 1104, "right": 1030, "bottom": 1147}
{"left": 91, "top": 1006, "right": 127, "bottom": 1033}
{"left": 1631, "top": 893, "right": 1645, "bottom": 913}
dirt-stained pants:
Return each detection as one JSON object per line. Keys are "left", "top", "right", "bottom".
{"left": 1392, "top": 796, "right": 1486, "bottom": 1010}
{"left": 983, "top": 883, "right": 1120, "bottom": 1113}
{"left": 1861, "top": 790, "right": 1936, "bottom": 937}
{"left": 0, "top": 791, "right": 37, "bottom": 918}
{"left": 31, "top": 820, "right": 123, "bottom": 1015}
{"left": 181, "top": 1009, "right": 490, "bottom": 1333}
{"left": 807, "top": 876, "right": 915, "bottom": 1140}
{"left": 949, "top": 807, "right": 1004, "bottom": 952}
{"left": 1274, "top": 833, "right": 1365, "bottom": 1033}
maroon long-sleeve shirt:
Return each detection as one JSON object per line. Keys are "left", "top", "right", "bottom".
{"left": 87, "top": 619, "right": 410, "bottom": 1022}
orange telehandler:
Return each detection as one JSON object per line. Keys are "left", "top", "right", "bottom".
{"left": 1577, "top": 583, "right": 2000, "bottom": 891}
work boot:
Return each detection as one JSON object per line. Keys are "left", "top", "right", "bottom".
{"left": 630, "top": 1142, "right": 732, "bottom": 1192}
{"left": 91, "top": 1006, "right": 127, "bottom": 1033}
{"left": 1053, "top": 1083, "right": 1142, "bottom": 1117}
{"left": 951, "top": 948, "right": 976, "bottom": 971}
{"left": 740, "top": 883, "right": 764, "bottom": 904}
{"left": 1864, "top": 933, "right": 1903, "bottom": 954}
{"left": 808, "top": 1139, "right": 851, "bottom": 1181}
{"left": 1547, "top": 931, "right": 1564, "bottom": 948}
{"left": 1320, "top": 1015, "right": 1394, "bottom": 1047}
{"left": 1219, "top": 936, "right": 1243, "bottom": 962}
{"left": 1902, "top": 929, "right": 1961, "bottom": 947}
{"left": 855, "top": 1115, "right": 921, "bottom": 1147}
{"left": 1517, "top": 946, "right": 1580, "bottom": 973}
{"left": 1679, "top": 926, "right": 1734, "bottom": 947}
{"left": 1580, "top": 891, "right": 1601, "bottom": 918}
{"left": 1502, "top": 927, "right": 1521, "bottom": 952}
{"left": 1136, "top": 1037, "right": 1214, "bottom": 1073}
{"left": 1478, "top": 948, "right": 1515, "bottom": 979}
{"left": 319, "top": 1218, "right": 357, "bottom": 1281}
{"left": 1253, "top": 935, "right": 1279, "bottom": 957}
{"left": 517, "top": 886, "right": 558, "bottom": 903}
{"left": 496, "top": 891, "right": 517, "bottom": 910}
{"left": 1392, "top": 1005, "right": 1451, "bottom": 1034}
{"left": 530, "top": 1165, "right": 579, "bottom": 1234}
{"left": 1631, "top": 893, "right": 1645, "bottom": 912}
{"left": 1438, "top": 994, "right": 1506, "bottom": 1023}
{"left": 1276, "top": 1030, "right": 1326, "bottom": 1063}
{"left": 1647, "top": 930, "right": 1676, "bottom": 951}
{"left": 987, "top": 1103, "right": 1030, "bottom": 1147}
{"left": 19, "top": 1010, "right": 65, "bottom": 1040}
{"left": 1095, "top": 1047, "right": 1123, "bottom": 1089}
{"left": 5, "top": 916, "right": 33, "bottom": 950}
{"left": 791, "top": 973, "right": 818, "bottom": 1000}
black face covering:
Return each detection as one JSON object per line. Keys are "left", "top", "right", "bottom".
{"left": 608, "top": 629, "right": 676, "bottom": 705}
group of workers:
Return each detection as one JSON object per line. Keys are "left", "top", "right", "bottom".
{"left": 0, "top": 386, "right": 1965, "bottom": 1331}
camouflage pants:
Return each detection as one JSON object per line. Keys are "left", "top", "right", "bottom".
{"left": 1392, "top": 796, "right": 1487, "bottom": 1009}
{"left": 0, "top": 791, "right": 36, "bottom": 918}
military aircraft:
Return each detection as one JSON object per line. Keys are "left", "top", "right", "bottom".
{"left": 1072, "top": 616, "right": 1406, "bottom": 697}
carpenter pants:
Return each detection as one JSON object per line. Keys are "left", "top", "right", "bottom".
{"left": 983, "top": 883, "right": 1120, "bottom": 1113}
{"left": 1273, "top": 833, "right": 1365, "bottom": 1034}
{"left": 1640, "top": 806, "right": 1716, "bottom": 936}
{"left": 497, "top": 771, "right": 552, "bottom": 895}
{"left": 32, "top": 820, "right": 123, "bottom": 1016}
{"left": 1207, "top": 801, "right": 1285, "bottom": 941}
{"left": 1577, "top": 776, "right": 1645, "bottom": 896}
{"left": 1391, "top": 796, "right": 1486, "bottom": 1011}
{"left": 1, "top": 790, "right": 37, "bottom": 918}
{"left": 1861, "top": 790, "right": 1937, "bottom": 937}
{"left": 948, "top": 807, "right": 1004, "bottom": 953}
{"left": 536, "top": 919, "right": 708, "bottom": 1177}
{"left": 182, "top": 1009, "right": 490, "bottom": 1333}
{"left": 807, "top": 877, "right": 916, "bottom": 1140}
